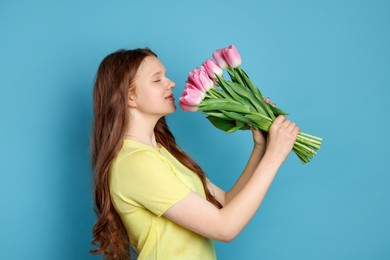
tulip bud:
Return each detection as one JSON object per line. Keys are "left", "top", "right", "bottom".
{"left": 179, "top": 102, "right": 199, "bottom": 112}
{"left": 222, "top": 45, "right": 242, "bottom": 68}
{"left": 188, "top": 67, "right": 214, "bottom": 92}
{"left": 179, "top": 83, "right": 205, "bottom": 106}
{"left": 212, "top": 49, "right": 229, "bottom": 70}
{"left": 202, "top": 59, "right": 223, "bottom": 80}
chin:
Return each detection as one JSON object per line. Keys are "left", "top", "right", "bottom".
{"left": 161, "top": 105, "right": 176, "bottom": 116}
{"left": 168, "top": 106, "right": 177, "bottom": 114}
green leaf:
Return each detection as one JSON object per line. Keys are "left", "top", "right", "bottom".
{"left": 199, "top": 99, "right": 253, "bottom": 114}
{"left": 215, "top": 74, "right": 247, "bottom": 104}
{"left": 227, "top": 70, "right": 236, "bottom": 82}
{"left": 244, "top": 114, "right": 273, "bottom": 132}
{"left": 226, "top": 81, "right": 266, "bottom": 114}
{"left": 222, "top": 111, "right": 253, "bottom": 125}
{"left": 229, "top": 68, "right": 245, "bottom": 86}
{"left": 237, "top": 67, "right": 262, "bottom": 96}
{"left": 227, "top": 120, "right": 246, "bottom": 133}
{"left": 207, "top": 87, "right": 225, "bottom": 99}
{"left": 206, "top": 116, "right": 235, "bottom": 132}
{"left": 236, "top": 67, "right": 276, "bottom": 120}
{"left": 269, "top": 105, "right": 288, "bottom": 116}
{"left": 208, "top": 87, "right": 232, "bottom": 100}
{"left": 203, "top": 111, "right": 230, "bottom": 120}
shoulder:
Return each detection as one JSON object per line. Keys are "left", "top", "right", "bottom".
{"left": 114, "top": 140, "right": 165, "bottom": 167}
{"left": 112, "top": 149, "right": 165, "bottom": 179}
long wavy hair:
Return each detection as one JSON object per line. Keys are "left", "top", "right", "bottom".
{"left": 90, "top": 48, "right": 222, "bottom": 259}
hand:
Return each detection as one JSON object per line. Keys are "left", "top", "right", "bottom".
{"left": 249, "top": 97, "right": 276, "bottom": 148}
{"left": 266, "top": 115, "right": 300, "bottom": 164}
{"left": 248, "top": 124, "right": 267, "bottom": 148}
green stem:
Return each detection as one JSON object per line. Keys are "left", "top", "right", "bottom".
{"left": 230, "top": 68, "right": 245, "bottom": 86}
{"left": 297, "top": 133, "right": 322, "bottom": 150}
{"left": 293, "top": 147, "right": 309, "bottom": 164}
{"left": 293, "top": 144, "right": 314, "bottom": 159}
{"left": 299, "top": 131, "right": 323, "bottom": 141}
{"left": 297, "top": 133, "right": 322, "bottom": 145}
{"left": 294, "top": 141, "right": 317, "bottom": 155}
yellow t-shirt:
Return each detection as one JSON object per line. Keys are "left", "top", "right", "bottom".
{"left": 110, "top": 139, "right": 217, "bottom": 260}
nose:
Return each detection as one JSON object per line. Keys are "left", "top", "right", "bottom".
{"left": 167, "top": 77, "right": 176, "bottom": 89}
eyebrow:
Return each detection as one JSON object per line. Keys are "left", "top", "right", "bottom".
{"left": 151, "top": 70, "right": 166, "bottom": 77}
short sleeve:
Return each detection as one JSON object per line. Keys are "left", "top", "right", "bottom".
{"left": 111, "top": 150, "right": 192, "bottom": 216}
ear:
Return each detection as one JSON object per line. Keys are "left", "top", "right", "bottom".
{"left": 127, "top": 91, "right": 137, "bottom": 108}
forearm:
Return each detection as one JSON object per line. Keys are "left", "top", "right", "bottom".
{"left": 219, "top": 152, "right": 282, "bottom": 240}
{"left": 225, "top": 144, "right": 266, "bottom": 204}
{"left": 220, "top": 115, "right": 299, "bottom": 240}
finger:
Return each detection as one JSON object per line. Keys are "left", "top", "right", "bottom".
{"left": 273, "top": 115, "right": 285, "bottom": 125}
{"left": 252, "top": 129, "right": 262, "bottom": 135}
{"left": 286, "top": 121, "right": 296, "bottom": 133}
{"left": 282, "top": 119, "right": 291, "bottom": 129}
{"left": 292, "top": 126, "right": 300, "bottom": 138}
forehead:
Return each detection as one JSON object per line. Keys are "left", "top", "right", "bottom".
{"left": 137, "top": 56, "right": 165, "bottom": 76}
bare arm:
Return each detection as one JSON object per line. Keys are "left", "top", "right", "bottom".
{"left": 211, "top": 101, "right": 276, "bottom": 206}
{"left": 164, "top": 115, "right": 299, "bottom": 242}
{"left": 223, "top": 128, "right": 266, "bottom": 206}
{"left": 208, "top": 132, "right": 266, "bottom": 206}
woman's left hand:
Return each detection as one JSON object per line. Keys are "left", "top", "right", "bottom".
{"left": 249, "top": 97, "right": 275, "bottom": 149}
{"left": 249, "top": 125, "right": 267, "bottom": 149}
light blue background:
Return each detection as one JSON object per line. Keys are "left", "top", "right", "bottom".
{"left": 1, "top": 0, "right": 389, "bottom": 259}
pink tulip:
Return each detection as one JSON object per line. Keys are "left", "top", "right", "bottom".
{"left": 188, "top": 67, "right": 214, "bottom": 92}
{"left": 202, "top": 59, "right": 223, "bottom": 80}
{"left": 222, "top": 45, "right": 241, "bottom": 68}
{"left": 212, "top": 49, "right": 229, "bottom": 70}
{"left": 179, "top": 102, "right": 199, "bottom": 112}
{"left": 180, "top": 85, "right": 205, "bottom": 106}
{"left": 179, "top": 83, "right": 206, "bottom": 112}
{"left": 182, "top": 81, "right": 200, "bottom": 92}
{"left": 180, "top": 82, "right": 205, "bottom": 104}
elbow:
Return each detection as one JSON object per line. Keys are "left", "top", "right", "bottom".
{"left": 218, "top": 233, "right": 237, "bottom": 243}
{"left": 215, "top": 228, "right": 239, "bottom": 243}
{"left": 219, "top": 234, "right": 236, "bottom": 243}
{"left": 211, "top": 212, "right": 241, "bottom": 242}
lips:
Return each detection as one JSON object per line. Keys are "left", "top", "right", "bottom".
{"left": 165, "top": 94, "right": 174, "bottom": 100}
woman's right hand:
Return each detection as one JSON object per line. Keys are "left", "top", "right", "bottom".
{"left": 265, "top": 115, "right": 299, "bottom": 164}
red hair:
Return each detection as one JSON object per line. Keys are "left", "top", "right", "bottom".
{"left": 90, "top": 48, "right": 221, "bottom": 259}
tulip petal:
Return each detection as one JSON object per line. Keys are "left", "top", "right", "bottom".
{"left": 212, "top": 49, "right": 229, "bottom": 70}
{"left": 179, "top": 102, "right": 198, "bottom": 112}
{"left": 202, "top": 59, "right": 223, "bottom": 80}
{"left": 187, "top": 67, "right": 214, "bottom": 92}
{"left": 222, "top": 45, "right": 242, "bottom": 68}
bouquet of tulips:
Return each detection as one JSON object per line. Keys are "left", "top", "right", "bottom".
{"left": 179, "top": 45, "right": 322, "bottom": 164}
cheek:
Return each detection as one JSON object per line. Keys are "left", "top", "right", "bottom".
{"left": 136, "top": 91, "right": 164, "bottom": 111}
{"left": 136, "top": 87, "right": 156, "bottom": 101}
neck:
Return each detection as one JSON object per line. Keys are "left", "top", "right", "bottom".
{"left": 125, "top": 114, "right": 161, "bottom": 148}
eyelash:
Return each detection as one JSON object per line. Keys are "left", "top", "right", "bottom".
{"left": 154, "top": 79, "right": 161, "bottom": 82}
